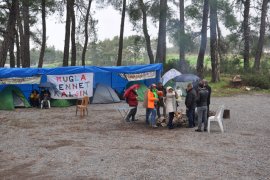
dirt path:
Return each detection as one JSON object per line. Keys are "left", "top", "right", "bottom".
{"left": 0, "top": 94, "right": 270, "bottom": 179}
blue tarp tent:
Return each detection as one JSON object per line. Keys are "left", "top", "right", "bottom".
{"left": 0, "top": 64, "right": 163, "bottom": 100}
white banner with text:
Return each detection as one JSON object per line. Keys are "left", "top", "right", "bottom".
{"left": 0, "top": 76, "right": 41, "bottom": 84}
{"left": 47, "top": 73, "right": 94, "bottom": 99}
{"left": 119, "top": 71, "right": 156, "bottom": 81}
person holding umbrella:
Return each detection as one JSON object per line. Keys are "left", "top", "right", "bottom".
{"left": 123, "top": 84, "right": 140, "bottom": 122}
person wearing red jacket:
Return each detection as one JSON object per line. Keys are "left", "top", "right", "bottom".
{"left": 125, "top": 88, "right": 139, "bottom": 122}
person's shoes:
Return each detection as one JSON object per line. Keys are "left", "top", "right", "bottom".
{"left": 152, "top": 125, "right": 158, "bottom": 128}
{"left": 195, "top": 129, "right": 202, "bottom": 132}
{"left": 204, "top": 129, "right": 207, "bottom": 132}
{"left": 168, "top": 126, "right": 174, "bottom": 130}
{"left": 125, "top": 118, "right": 130, "bottom": 122}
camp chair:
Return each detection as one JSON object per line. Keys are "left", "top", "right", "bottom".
{"left": 207, "top": 105, "right": 225, "bottom": 133}
{"left": 116, "top": 104, "right": 136, "bottom": 121}
{"left": 76, "top": 96, "right": 89, "bottom": 117}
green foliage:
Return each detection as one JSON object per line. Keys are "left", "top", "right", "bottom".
{"left": 242, "top": 73, "right": 270, "bottom": 89}
{"left": 260, "top": 55, "right": 270, "bottom": 74}
{"left": 220, "top": 55, "right": 244, "bottom": 74}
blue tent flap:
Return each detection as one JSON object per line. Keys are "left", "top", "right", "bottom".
{"left": 0, "top": 64, "right": 163, "bottom": 100}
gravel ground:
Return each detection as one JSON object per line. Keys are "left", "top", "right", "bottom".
{"left": 0, "top": 94, "right": 270, "bottom": 179}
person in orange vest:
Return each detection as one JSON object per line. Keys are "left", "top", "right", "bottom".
{"left": 144, "top": 84, "right": 159, "bottom": 128}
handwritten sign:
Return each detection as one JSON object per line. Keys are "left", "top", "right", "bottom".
{"left": 47, "top": 73, "right": 93, "bottom": 99}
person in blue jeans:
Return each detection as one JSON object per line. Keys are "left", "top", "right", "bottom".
{"left": 185, "top": 83, "right": 197, "bottom": 128}
{"left": 144, "top": 84, "right": 158, "bottom": 128}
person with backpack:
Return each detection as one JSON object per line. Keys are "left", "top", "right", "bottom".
{"left": 195, "top": 81, "right": 209, "bottom": 132}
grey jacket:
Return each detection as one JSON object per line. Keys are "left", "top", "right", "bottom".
{"left": 196, "top": 87, "right": 209, "bottom": 107}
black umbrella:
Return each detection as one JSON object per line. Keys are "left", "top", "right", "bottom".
{"left": 174, "top": 74, "right": 200, "bottom": 82}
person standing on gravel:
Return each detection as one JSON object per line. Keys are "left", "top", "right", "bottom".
{"left": 145, "top": 84, "right": 159, "bottom": 128}
{"left": 195, "top": 81, "right": 209, "bottom": 132}
{"left": 164, "top": 86, "right": 177, "bottom": 129}
{"left": 124, "top": 87, "right": 139, "bottom": 122}
{"left": 185, "top": 83, "right": 197, "bottom": 128}
{"left": 203, "top": 79, "right": 211, "bottom": 118}
{"left": 156, "top": 82, "right": 166, "bottom": 119}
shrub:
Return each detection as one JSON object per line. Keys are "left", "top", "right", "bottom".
{"left": 242, "top": 74, "right": 270, "bottom": 89}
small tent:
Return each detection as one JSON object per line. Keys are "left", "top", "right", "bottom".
{"left": 125, "top": 82, "right": 148, "bottom": 102}
{"left": 0, "top": 85, "right": 31, "bottom": 110}
{"left": 92, "top": 84, "right": 121, "bottom": 104}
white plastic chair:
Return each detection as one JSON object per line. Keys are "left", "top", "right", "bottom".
{"left": 208, "top": 105, "right": 225, "bottom": 133}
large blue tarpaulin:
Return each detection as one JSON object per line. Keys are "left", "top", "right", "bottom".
{"left": 0, "top": 64, "right": 163, "bottom": 99}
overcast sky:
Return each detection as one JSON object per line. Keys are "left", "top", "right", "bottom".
{"left": 45, "top": 3, "right": 158, "bottom": 51}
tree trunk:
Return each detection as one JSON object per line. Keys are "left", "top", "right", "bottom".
{"left": 82, "top": 0, "right": 92, "bottom": 66}
{"left": 70, "top": 0, "right": 76, "bottom": 66}
{"left": 63, "top": 0, "right": 72, "bottom": 66}
{"left": 243, "top": 0, "right": 250, "bottom": 71}
{"left": 139, "top": 0, "right": 154, "bottom": 64}
{"left": 9, "top": 31, "right": 16, "bottom": 68}
{"left": 209, "top": 0, "right": 219, "bottom": 82}
{"left": 38, "top": 0, "right": 46, "bottom": 68}
{"left": 217, "top": 20, "right": 225, "bottom": 69}
{"left": 0, "top": 0, "right": 17, "bottom": 67}
{"left": 155, "top": 0, "right": 167, "bottom": 64}
{"left": 254, "top": 0, "right": 269, "bottom": 71}
{"left": 22, "top": 0, "right": 30, "bottom": 67}
{"left": 16, "top": 0, "right": 24, "bottom": 67}
{"left": 15, "top": 31, "right": 21, "bottom": 67}
{"left": 116, "top": 0, "right": 126, "bottom": 66}
{"left": 196, "top": 0, "right": 209, "bottom": 78}
{"left": 179, "top": 0, "right": 187, "bottom": 72}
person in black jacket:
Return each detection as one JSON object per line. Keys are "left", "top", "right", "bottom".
{"left": 195, "top": 81, "right": 209, "bottom": 132}
{"left": 203, "top": 79, "right": 212, "bottom": 118}
{"left": 185, "top": 83, "right": 197, "bottom": 128}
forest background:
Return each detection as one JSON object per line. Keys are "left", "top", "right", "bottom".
{"left": 0, "top": 0, "right": 270, "bottom": 90}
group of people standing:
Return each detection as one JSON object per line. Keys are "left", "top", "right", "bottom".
{"left": 123, "top": 79, "right": 211, "bottom": 131}
{"left": 185, "top": 80, "right": 211, "bottom": 132}
{"left": 124, "top": 82, "right": 180, "bottom": 129}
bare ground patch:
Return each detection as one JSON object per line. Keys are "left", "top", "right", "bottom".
{"left": 0, "top": 94, "right": 270, "bottom": 179}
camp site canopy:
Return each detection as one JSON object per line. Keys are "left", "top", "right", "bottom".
{"left": 0, "top": 64, "right": 163, "bottom": 100}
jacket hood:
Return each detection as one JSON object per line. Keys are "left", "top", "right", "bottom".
{"left": 166, "top": 86, "right": 173, "bottom": 92}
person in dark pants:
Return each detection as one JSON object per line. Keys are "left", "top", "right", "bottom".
{"left": 185, "top": 83, "right": 197, "bottom": 128}
{"left": 164, "top": 86, "right": 177, "bottom": 129}
{"left": 156, "top": 82, "right": 166, "bottom": 118}
{"left": 125, "top": 87, "right": 139, "bottom": 122}
{"left": 203, "top": 79, "right": 212, "bottom": 118}
{"left": 195, "top": 81, "right": 209, "bottom": 132}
